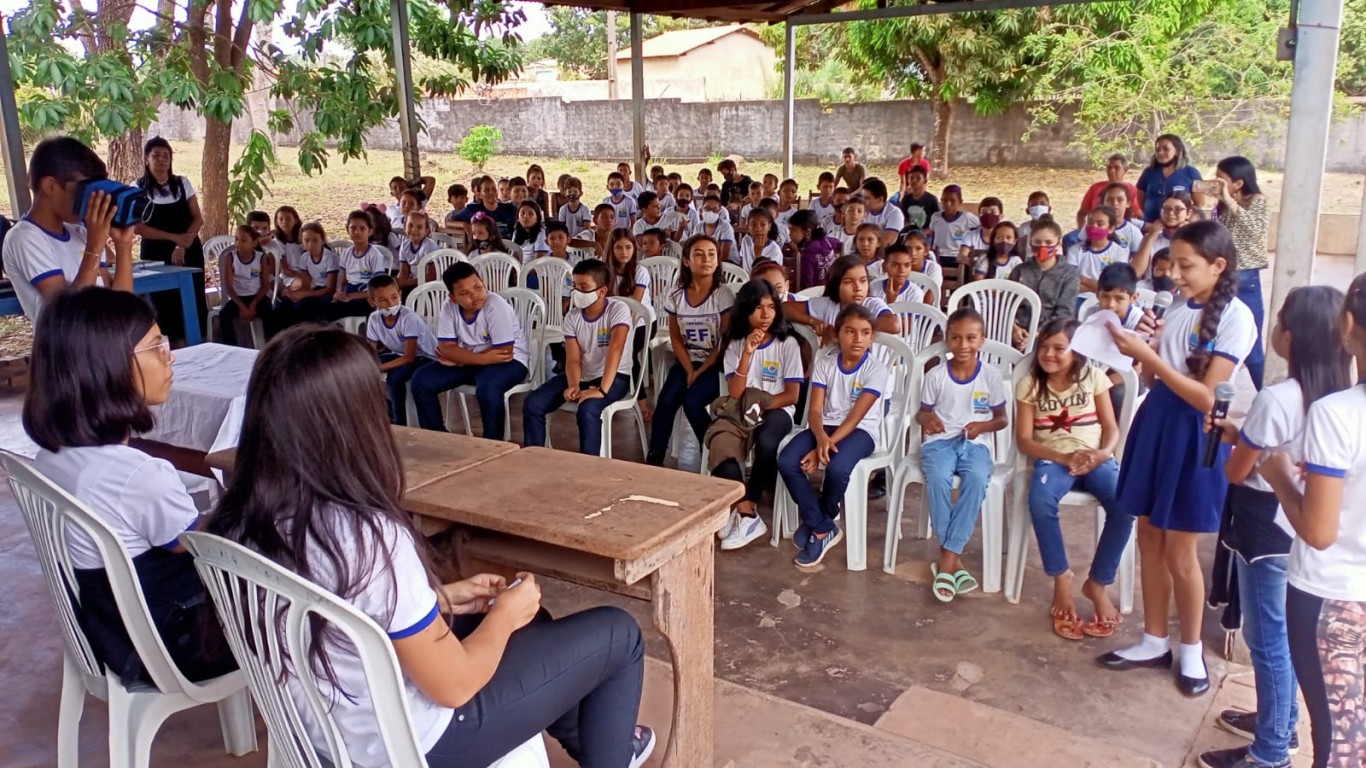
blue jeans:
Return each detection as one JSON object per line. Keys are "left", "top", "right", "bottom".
{"left": 646, "top": 361, "right": 720, "bottom": 464}
{"left": 410, "top": 359, "right": 528, "bottom": 438}
{"left": 1237, "top": 553, "right": 1299, "bottom": 764}
{"left": 776, "top": 425, "right": 876, "bottom": 535}
{"left": 1027, "top": 458, "right": 1131, "bottom": 584}
{"left": 921, "top": 437, "right": 992, "bottom": 554}
{"left": 1239, "top": 268, "right": 1266, "bottom": 390}
{"left": 379, "top": 354, "right": 431, "bottom": 427}
{"left": 522, "top": 374, "right": 630, "bottom": 455}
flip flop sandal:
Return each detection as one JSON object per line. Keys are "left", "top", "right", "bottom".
{"left": 930, "top": 564, "right": 957, "bottom": 603}
{"left": 1053, "top": 614, "right": 1085, "bottom": 641}
{"left": 952, "top": 569, "right": 979, "bottom": 595}
{"left": 1082, "top": 616, "right": 1121, "bottom": 639}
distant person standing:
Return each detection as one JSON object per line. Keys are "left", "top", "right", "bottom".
{"left": 833, "top": 147, "right": 867, "bottom": 192}
{"left": 1136, "top": 134, "right": 1206, "bottom": 223}
{"left": 1214, "top": 155, "right": 1271, "bottom": 391}
{"left": 717, "top": 158, "right": 753, "bottom": 208}
{"left": 135, "top": 137, "right": 207, "bottom": 343}
{"left": 898, "top": 165, "right": 940, "bottom": 231}
{"left": 1077, "top": 153, "right": 1141, "bottom": 227}
{"left": 897, "top": 142, "right": 932, "bottom": 192}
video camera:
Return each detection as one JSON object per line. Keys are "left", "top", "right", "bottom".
{"left": 72, "top": 178, "right": 152, "bottom": 229}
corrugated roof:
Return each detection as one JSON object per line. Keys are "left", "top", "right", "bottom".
{"left": 613, "top": 24, "right": 761, "bottom": 60}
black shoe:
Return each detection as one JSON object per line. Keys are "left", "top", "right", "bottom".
{"left": 1177, "top": 658, "right": 1210, "bottom": 697}
{"left": 1197, "top": 745, "right": 1289, "bottom": 768}
{"left": 1095, "top": 649, "right": 1173, "bottom": 671}
{"left": 1217, "top": 710, "right": 1299, "bottom": 754}
{"left": 628, "top": 725, "right": 656, "bottom": 768}
{"left": 868, "top": 469, "right": 887, "bottom": 500}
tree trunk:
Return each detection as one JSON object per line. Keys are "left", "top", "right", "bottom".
{"left": 200, "top": 118, "right": 232, "bottom": 238}
{"left": 932, "top": 97, "right": 955, "bottom": 178}
{"left": 107, "top": 128, "right": 144, "bottom": 183}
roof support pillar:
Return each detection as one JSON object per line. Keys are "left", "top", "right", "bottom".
{"left": 390, "top": 0, "right": 422, "bottom": 182}
{"left": 630, "top": 11, "right": 646, "bottom": 183}
{"left": 782, "top": 18, "right": 795, "bottom": 180}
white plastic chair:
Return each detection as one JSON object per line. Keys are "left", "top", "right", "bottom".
{"left": 1, "top": 452, "right": 257, "bottom": 768}
{"left": 1078, "top": 294, "right": 1100, "bottom": 321}
{"left": 946, "top": 278, "right": 1042, "bottom": 352}
{"left": 449, "top": 288, "right": 543, "bottom": 440}
{"left": 769, "top": 334, "right": 916, "bottom": 571}
{"left": 1136, "top": 287, "right": 1156, "bottom": 307}
{"left": 521, "top": 256, "right": 573, "bottom": 333}
{"left": 209, "top": 250, "right": 271, "bottom": 349}
{"left": 405, "top": 282, "right": 447, "bottom": 332}
{"left": 887, "top": 300, "right": 947, "bottom": 357}
{"left": 795, "top": 286, "right": 825, "bottom": 300}
{"left": 882, "top": 341, "right": 1023, "bottom": 593}
{"left": 548, "top": 298, "right": 652, "bottom": 458}
{"left": 640, "top": 256, "right": 680, "bottom": 322}
{"left": 180, "top": 532, "right": 548, "bottom": 768}
{"left": 430, "top": 231, "right": 459, "bottom": 249}
{"left": 1005, "top": 366, "right": 1138, "bottom": 613}
{"left": 415, "top": 248, "right": 466, "bottom": 285}
{"left": 720, "top": 261, "right": 750, "bottom": 289}
{"left": 326, "top": 239, "right": 352, "bottom": 253}
{"left": 470, "top": 252, "right": 522, "bottom": 292}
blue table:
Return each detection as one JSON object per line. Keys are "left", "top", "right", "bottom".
{"left": 0, "top": 264, "right": 204, "bottom": 345}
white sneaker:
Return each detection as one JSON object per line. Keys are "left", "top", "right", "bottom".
{"left": 717, "top": 509, "right": 739, "bottom": 541}
{"left": 720, "top": 514, "right": 768, "bottom": 551}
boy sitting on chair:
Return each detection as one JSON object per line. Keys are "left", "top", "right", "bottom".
{"left": 366, "top": 274, "right": 437, "bottom": 426}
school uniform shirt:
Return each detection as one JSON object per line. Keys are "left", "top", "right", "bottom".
{"left": 927, "top": 211, "right": 980, "bottom": 261}
{"left": 564, "top": 297, "right": 634, "bottom": 380}
{"left": 1144, "top": 230, "right": 1176, "bottom": 276}
{"left": 633, "top": 210, "right": 681, "bottom": 239}
{"left": 916, "top": 257, "right": 945, "bottom": 290}
{"left": 773, "top": 207, "right": 796, "bottom": 245}
{"left": 808, "top": 198, "right": 838, "bottom": 230}
{"left": 339, "top": 244, "right": 389, "bottom": 290}
{"left": 1113, "top": 302, "right": 1144, "bottom": 330}
{"left": 3, "top": 217, "right": 100, "bottom": 322}
{"left": 1157, "top": 296, "right": 1258, "bottom": 377}
{"left": 672, "top": 205, "right": 700, "bottom": 240}
{"left": 805, "top": 295, "right": 894, "bottom": 326}
{"left": 618, "top": 263, "right": 653, "bottom": 315}
{"left": 397, "top": 237, "right": 439, "bottom": 274}
{"left": 1112, "top": 220, "right": 1144, "bottom": 255}
{"left": 1015, "top": 365, "right": 1112, "bottom": 455}
{"left": 878, "top": 277, "right": 927, "bottom": 305}
{"left": 975, "top": 254, "right": 1023, "bottom": 279}
{"left": 602, "top": 194, "right": 638, "bottom": 228}
{"left": 1136, "top": 165, "right": 1202, "bottom": 222}
{"left": 35, "top": 444, "right": 198, "bottom": 570}
{"left": 435, "top": 290, "right": 530, "bottom": 367}
{"left": 734, "top": 236, "right": 782, "bottom": 273}
{"left": 693, "top": 218, "right": 737, "bottom": 249}
{"left": 810, "top": 348, "right": 890, "bottom": 442}
{"left": 864, "top": 203, "right": 905, "bottom": 236}
{"left": 229, "top": 250, "right": 266, "bottom": 296}
{"left": 557, "top": 202, "right": 592, "bottom": 236}
{"left": 1066, "top": 240, "right": 1130, "bottom": 299}
{"left": 288, "top": 248, "right": 340, "bottom": 290}
{"left": 866, "top": 260, "right": 885, "bottom": 282}
{"left": 285, "top": 512, "right": 450, "bottom": 767}
{"left": 959, "top": 227, "right": 988, "bottom": 256}
{"left": 1238, "top": 380, "right": 1305, "bottom": 534}
{"left": 833, "top": 229, "right": 858, "bottom": 257}
{"left": 512, "top": 230, "right": 549, "bottom": 265}
{"left": 724, "top": 335, "right": 805, "bottom": 418}
{"left": 663, "top": 285, "right": 736, "bottom": 363}
{"left": 1291, "top": 385, "right": 1366, "bottom": 601}
{"left": 366, "top": 306, "right": 438, "bottom": 359}
{"left": 920, "top": 359, "right": 1009, "bottom": 451}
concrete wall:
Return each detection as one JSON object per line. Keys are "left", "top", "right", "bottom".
{"left": 617, "top": 36, "right": 777, "bottom": 102}
{"left": 147, "top": 96, "right": 1366, "bottom": 173}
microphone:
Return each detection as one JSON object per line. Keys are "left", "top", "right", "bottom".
{"left": 1202, "top": 382, "right": 1237, "bottom": 469}
{"left": 1151, "top": 291, "right": 1174, "bottom": 320}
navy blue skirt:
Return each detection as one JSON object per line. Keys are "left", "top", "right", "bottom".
{"left": 1115, "top": 380, "right": 1231, "bottom": 533}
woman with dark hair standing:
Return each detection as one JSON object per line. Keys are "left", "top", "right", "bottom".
{"left": 1214, "top": 156, "right": 1271, "bottom": 390}
{"left": 1135, "top": 134, "right": 1206, "bottom": 223}
{"left": 208, "top": 325, "right": 654, "bottom": 768}
{"left": 135, "top": 136, "right": 207, "bottom": 343}
{"left": 24, "top": 287, "right": 234, "bottom": 684}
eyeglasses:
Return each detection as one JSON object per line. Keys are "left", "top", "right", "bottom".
{"left": 133, "top": 335, "right": 172, "bottom": 360}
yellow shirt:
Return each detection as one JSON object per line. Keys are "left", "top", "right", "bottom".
{"left": 1014, "top": 366, "right": 1112, "bottom": 454}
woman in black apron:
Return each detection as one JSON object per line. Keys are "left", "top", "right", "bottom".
{"left": 135, "top": 137, "right": 206, "bottom": 343}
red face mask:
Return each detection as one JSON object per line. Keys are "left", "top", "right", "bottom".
{"left": 1033, "top": 244, "right": 1058, "bottom": 261}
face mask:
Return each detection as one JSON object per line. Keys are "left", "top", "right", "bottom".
{"left": 1085, "top": 226, "right": 1111, "bottom": 242}
{"left": 979, "top": 213, "right": 1001, "bottom": 230}
{"left": 1033, "top": 244, "right": 1058, "bottom": 261}
{"left": 381, "top": 305, "right": 402, "bottom": 317}
{"left": 702, "top": 211, "right": 719, "bottom": 224}
{"left": 1027, "top": 205, "right": 1050, "bottom": 221}
{"left": 611, "top": 189, "right": 624, "bottom": 199}
{"left": 677, "top": 199, "right": 690, "bottom": 209}
{"left": 567, "top": 191, "right": 580, "bottom": 202}
{"left": 993, "top": 241, "right": 1013, "bottom": 255}
{"left": 570, "top": 289, "right": 599, "bottom": 310}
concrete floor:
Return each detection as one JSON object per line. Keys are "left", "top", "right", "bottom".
{"left": 4, "top": 254, "right": 1352, "bottom": 767}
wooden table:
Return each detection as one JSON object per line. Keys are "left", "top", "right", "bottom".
{"left": 405, "top": 447, "right": 742, "bottom": 768}
{"left": 206, "top": 426, "right": 517, "bottom": 490}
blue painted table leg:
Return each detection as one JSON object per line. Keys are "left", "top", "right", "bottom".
{"left": 178, "top": 273, "right": 202, "bottom": 345}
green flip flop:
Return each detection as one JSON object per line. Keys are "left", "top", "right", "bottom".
{"left": 952, "top": 569, "right": 979, "bottom": 595}
{"left": 930, "top": 563, "right": 957, "bottom": 603}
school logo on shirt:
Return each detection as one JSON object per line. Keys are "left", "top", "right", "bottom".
{"left": 972, "top": 391, "right": 991, "bottom": 414}
{"left": 481, "top": 329, "right": 493, "bottom": 344}
{"left": 1188, "top": 329, "right": 1215, "bottom": 352}
{"left": 851, "top": 380, "right": 865, "bottom": 399}
{"left": 596, "top": 325, "right": 612, "bottom": 348}
{"left": 760, "top": 359, "right": 780, "bottom": 383}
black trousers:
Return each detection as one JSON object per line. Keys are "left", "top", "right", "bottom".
{"left": 712, "top": 409, "right": 793, "bottom": 504}
{"left": 1286, "top": 584, "right": 1366, "bottom": 768}
{"left": 425, "top": 606, "right": 645, "bottom": 768}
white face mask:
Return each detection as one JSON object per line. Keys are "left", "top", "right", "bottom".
{"left": 570, "top": 289, "right": 599, "bottom": 310}
{"left": 1027, "top": 205, "right": 1050, "bottom": 221}
{"left": 380, "top": 305, "right": 402, "bottom": 317}
{"left": 701, "top": 211, "right": 720, "bottom": 225}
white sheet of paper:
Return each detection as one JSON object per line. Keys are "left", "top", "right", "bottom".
{"left": 1068, "top": 309, "right": 1136, "bottom": 371}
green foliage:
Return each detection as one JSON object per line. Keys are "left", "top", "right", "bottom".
{"left": 520, "top": 10, "right": 714, "bottom": 80}
{"left": 457, "top": 125, "right": 503, "bottom": 171}
{"left": 764, "top": 56, "right": 886, "bottom": 104}
{"left": 1341, "top": 0, "right": 1366, "bottom": 96}
{"left": 228, "top": 131, "right": 278, "bottom": 225}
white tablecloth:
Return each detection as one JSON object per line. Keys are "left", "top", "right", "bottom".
{"left": 139, "top": 343, "right": 257, "bottom": 455}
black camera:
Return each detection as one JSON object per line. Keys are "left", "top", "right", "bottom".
{"left": 73, "top": 178, "right": 152, "bottom": 229}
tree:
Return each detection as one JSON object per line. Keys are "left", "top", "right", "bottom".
{"left": 522, "top": 9, "right": 712, "bottom": 80}
{"left": 836, "top": 2, "right": 1044, "bottom": 175}
{"left": 7, "top": 0, "right": 525, "bottom": 236}
{"left": 1340, "top": 0, "right": 1366, "bottom": 96}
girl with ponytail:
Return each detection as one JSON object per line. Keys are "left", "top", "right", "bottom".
{"left": 1097, "top": 220, "right": 1258, "bottom": 699}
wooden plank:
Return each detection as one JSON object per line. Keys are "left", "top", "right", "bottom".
{"left": 456, "top": 532, "right": 652, "bottom": 601}
{"left": 404, "top": 447, "right": 742, "bottom": 562}
{"left": 652, "top": 538, "right": 715, "bottom": 768}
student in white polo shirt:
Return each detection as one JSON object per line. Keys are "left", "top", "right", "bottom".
{"left": 25, "top": 288, "right": 235, "bottom": 683}
{"left": 409, "top": 261, "right": 529, "bottom": 439}
{"left": 365, "top": 275, "right": 438, "bottom": 427}
{"left": 2, "top": 136, "right": 134, "bottom": 322}
{"left": 522, "top": 259, "right": 634, "bottom": 455}
{"left": 859, "top": 177, "right": 905, "bottom": 248}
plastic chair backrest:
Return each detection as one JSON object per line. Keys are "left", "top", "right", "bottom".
{"left": 1078, "top": 294, "right": 1099, "bottom": 321}
{"left": 1, "top": 451, "right": 199, "bottom": 700}
{"left": 521, "top": 257, "right": 572, "bottom": 329}
{"left": 872, "top": 332, "right": 917, "bottom": 461}
{"left": 1136, "top": 287, "right": 1156, "bottom": 307}
{"left": 795, "top": 286, "right": 825, "bottom": 300}
{"left": 203, "top": 235, "right": 235, "bottom": 266}
{"left": 906, "top": 271, "right": 940, "bottom": 307}
{"left": 639, "top": 256, "right": 680, "bottom": 319}
{"left": 327, "top": 239, "right": 352, "bottom": 254}
{"left": 720, "top": 262, "right": 750, "bottom": 289}
{"left": 887, "top": 300, "right": 947, "bottom": 356}
{"left": 180, "top": 532, "right": 428, "bottom": 768}
{"left": 616, "top": 298, "right": 652, "bottom": 402}
{"left": 371, "top": 245, "right": 395, "bottom": 274}
{"left": 430, "top": 232, "right": 458, "bottom": 249}
{"left": 567, "top": 247, "right": 597, "bottom": 263}
{"left": 471, "top": 253, "right": 521, "bottom": 292}
{"left": 1009, "top": 361, "right": 1136, "bottom": 471}
{"left": 415, "top": 249, "right": 466, "bottom": 285}
{"left": 946, "top": 278, "right": 1042, "bottom": 351}
{"left": 405, "top": 282, "right": 448, "bottom": 332}
{"left": 497, "top": 288, "right": 546, "bottom": 383}
{"left": 901, "top": 341, "right": 1020, "bottom": 466}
